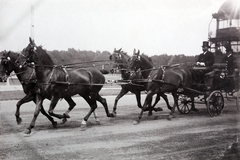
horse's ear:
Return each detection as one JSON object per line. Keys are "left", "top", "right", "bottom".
{"left": 133, "top": 48, "right": 136, "bottom": 55}
{"left": 118, "top": 48, "right": 122, "bottom": 52}
{"left": 29, "top": 37, "right": 33, "bottom": 44}
{"left": 29, "top": 37, "right": 36, "bottom": 46}
{"left": 135, "top": 50, "right": 139, "bottom": 56}
{"left": 114, "top": 48, "right": 116, "bottom": 51}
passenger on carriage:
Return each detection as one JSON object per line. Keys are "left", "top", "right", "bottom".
{"left": 221, "top": 46, "right": 236, "bottom": 76}
{"left": 194, "top": 41, "right": 215, "bottom": 84}
{"left": 221, "top": 45, "right": 238, "bottom": 91}
{"left": 196, "top": 41, "right": 215, "bottom": 68}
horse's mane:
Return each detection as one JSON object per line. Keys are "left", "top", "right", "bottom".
{"left": 120, "top": 51, "right": 130, "bottom": 59}
{"left": 3, "top": 51, "right": 18, "bottom": 60}
{"left": 141, "top": 54, "right": 152, "bottom": 62}
{"left": 34, "top": 45, "right": 55, "bottom": 65}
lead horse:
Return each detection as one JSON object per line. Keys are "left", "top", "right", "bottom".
{"left": 109, "top": 48, "right": 172, "bottom": 117}
{"left": 18, "top": 38, "right": 113, "bottom": 134}
{"left": 0, "top": 51, "right": 88, "bottom": 125}
{"left": 128, "top": 52, "right": 194, "bottom": 124}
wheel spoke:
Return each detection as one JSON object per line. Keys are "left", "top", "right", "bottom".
{"left": 207, "top": 91, "right": 224, "bottom": 117}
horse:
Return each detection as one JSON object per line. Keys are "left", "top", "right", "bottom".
{"left": 109, "top": 48, "right": 172, "bottom": 117}
{"left": 18, "top": 38, "right": 113, "bottom": 134}
{"left": 0, "top": 51, "right": 99, "bottom": 126}
{"left": 128, "top": 52, "right": 193, "bottom": 124}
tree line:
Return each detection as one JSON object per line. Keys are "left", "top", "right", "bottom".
{"left": 0, "top": 48, "right": 199, "bottom": 72}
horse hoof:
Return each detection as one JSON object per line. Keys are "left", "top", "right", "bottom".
{"left": 23, "top": 129, "right": 31, "bottom": 135}
{"left": 168, "top": 107, "right": 173, "bottom": 111}
{"left": 154, "top": 107, "right": 163, "bottom": 112}
{"left": 17, "top": 117, "right": 22, "bottom": 125}
{"left": 80, "top": 124, "right": 87, "bottom": 131}
{"left": 63, "top": 113, "right": 70, "bottom": 118}
{"left": 133, "top": 120, "right": 140, "bottom": 125}
{"left": 61, "top": 118, "right": 67, "bottom": 124}
{"left": 110, "top": 112, "right": 116, "bottom": 117}
{"left": 52, "top": 121, "right": 57, "bottom": 128}
{"left": 148, "top": 112, "right": 153, "bottom": 116}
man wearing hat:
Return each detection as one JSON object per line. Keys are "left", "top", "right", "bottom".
{"left": 221, "top": 45, "right": 236, "bottom": 75}
{"left": 196, "top": 41, "right": 215, "bottom": 67}
{"left": 192, "top": 41, "right": 215, "bottom": 112}
{"left": 221, "top": 45, "right": 237, "bottom": 91}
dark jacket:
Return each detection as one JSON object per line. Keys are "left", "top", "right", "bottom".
{"left": 221, "top": 54, "right": 236, "bottom": 75}
{"left": 197, "top": 51, "right": 215, "bottom": 67}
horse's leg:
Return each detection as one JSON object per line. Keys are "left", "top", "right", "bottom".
{"left": 191, "top": 96, "right": 198, "bottom": 112}
{"left": 39, "top": 103, "right": 57, "bottom": 128}
{"left": 92, "top": 111, "right": 100, "bottom": 124}
{"left": 135, "top": 91, "right": 142, "bottom": 109}
{"left": 160, "top": 93, "right": 173, "bottom": 110}
{"left": 24, "top": 94, "right": 43, "bottom": 135}
{"left": 62, "top": 97, "right": 76, "bottom": 124}
{"left": 168, "top": 91, "right": 178, "bottom": 120}
{"left": 81, "top": 95, "right": 98, "bottom": 130}
{"left": 15, "top": 93, "right": 35, "bottom": 124}
{"left": 96, "top": 93, "right": 113, "bottom": 117}
{"left": 147, "top": 96, "right": 155, "bottom": 116}
{"left": 48, "top": 96, "right": 64, "bottom": 119}
{"left": 133, "top": 90, "right": 155, "bottom": 125}
{"left": 149, "top": 93, "right": 169, "bottom": 116}
{"left": 112, "top": 88, "right": 128, "bottom": 116}
{"left": 16, "top": 93, "right": 57, "bottom": 126}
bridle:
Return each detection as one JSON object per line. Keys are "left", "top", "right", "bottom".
{"left": 128, "top": 54, "right": 141, "bottom": 71}
{"left": 0, "top": 51, "right": 31, "bottom": 76}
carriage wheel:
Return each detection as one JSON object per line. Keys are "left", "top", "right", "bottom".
{"left": 177, "top": 94, "right": 192, "bottom": 114}
{"left": 207, "top": 91, "right": 224, "bottom": 117}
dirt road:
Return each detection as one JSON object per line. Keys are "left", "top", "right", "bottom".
{"left": 0, "top": 94, "right": 239, "bottom": 159}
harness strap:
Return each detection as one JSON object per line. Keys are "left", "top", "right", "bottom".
{"left": 61, "top": 66, "right": 69, "bottom": 82}
{"left": 48, "top": 65, "right": 56, "bottom": 83}
{"left": 161, "top": 66, "right": 165, "bottom": 81}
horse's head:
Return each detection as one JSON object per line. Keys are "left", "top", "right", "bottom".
{"left": 109, "top": 48, "right": 130, "bottom": 66}
{"left": 20, "top": 37, "right": 53, "bottom": 66}
{"left": 109, "top": 48, "right": 122, "bottom": 61}
{"left": 0, "top": 51, "right": 29, "bottom": 81}
{"left": 109, "top": 48, "right": 132, "bottom": 79}
{"left": 128, "top": 49, "right": 141, "bottom": 71}
{"left": 20, "top": 37, "right": 37, "bottom": 63}
{"left": 0, "top": 51, "right": 14, "bottom": 82}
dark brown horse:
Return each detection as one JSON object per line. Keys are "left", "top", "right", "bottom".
{"left": 0, "top": 51, "right": 100, "bottom": 126}
{"left": 18, "top": 38, "right": 113, "bottom": 134}
{"left": 128, "top": 52, "right": 193, "bottom": 124}
{"left": 109, "top": 48, "right": 172, "bottom": 117}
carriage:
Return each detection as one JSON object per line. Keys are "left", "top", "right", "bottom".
{"left": 176, "top": 63, "right": 239, "bottom": 117}
{"left": 162, "top": 0, "right": 240, "bottom": 117}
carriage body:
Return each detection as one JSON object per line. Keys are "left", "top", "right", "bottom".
{"left": 176, "top": 63, "right": 239, "bottom": 116}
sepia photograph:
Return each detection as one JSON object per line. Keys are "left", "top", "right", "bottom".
{"left": 0, "top": 0, "right": 239, "bottom": 159}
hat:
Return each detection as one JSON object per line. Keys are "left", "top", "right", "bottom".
{"left": 202, "top": 41, "right": 210, "bottom": 48}
{"left": 225, "top": 45, "right": 233, "bottom": 52}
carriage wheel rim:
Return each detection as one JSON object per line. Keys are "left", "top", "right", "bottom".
{"left": 177, "top": 95, "right": 191, "bottom": 114}
{"left": 207, "top": 91, "right": 224, "bottom": 117}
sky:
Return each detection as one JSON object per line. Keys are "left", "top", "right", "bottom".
{"left": 0, "top": 0, "right": 228, "bottom": 56}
